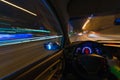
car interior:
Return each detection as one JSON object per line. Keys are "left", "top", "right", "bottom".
{"left": 0, "top": 0, "right": 120, "bottom": 80}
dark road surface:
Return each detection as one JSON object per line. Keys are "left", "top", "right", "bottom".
{"left": 0, "top": 39, "right": 58, "bottom": 78}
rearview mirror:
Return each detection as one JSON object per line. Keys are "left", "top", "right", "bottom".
{"left": 44, "top": 42, "right": 60, "bottom": 50}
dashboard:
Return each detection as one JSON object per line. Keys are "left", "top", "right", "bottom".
{"left": 73, "top": 41, "right": 120, "bottom": 59}
{"left": 63, "top": 41, "right": 120, "bottom": 80}
{"left": 75, "top": 41, "right": 103, "bottom": 56}
{"left": 64, "top": 41, "right": 120, "bottom": 80}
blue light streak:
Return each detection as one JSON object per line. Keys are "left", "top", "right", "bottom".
{"left": 0, "top": 35, "right": 62, "bottom": 46}
{"left": 0, "top": 34, "right": 33, "bottom": 40}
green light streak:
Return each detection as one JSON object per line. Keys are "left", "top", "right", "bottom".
{"left": 0, "top": 28, "right": 50, "bottom": 33}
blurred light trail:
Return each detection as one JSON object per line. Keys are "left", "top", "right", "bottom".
{"left": 0, "top": 0, "right": 37, "bottom": 16}
{"left": 0, "top": 35, "right": 62, "bottom": 46}
{"left": 82, "top": 14, "right": 93, "bottom": 30}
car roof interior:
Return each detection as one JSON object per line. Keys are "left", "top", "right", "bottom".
{"left": 47, "top": 0, "right": 120, "bottom": 17}
{"left": 68, "top": 0, "right": 120, "bottom": 17}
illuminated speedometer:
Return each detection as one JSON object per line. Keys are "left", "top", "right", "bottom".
{"left": 82, "top": 47, "right": 92, "bottom": 54}
{"left": 75, "top": 41, "right": 103, "bottom": 55}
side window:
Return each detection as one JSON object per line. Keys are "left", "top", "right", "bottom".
{"left": 0, "top": 0, "right": 62, "bottom": 46}
{"left": 0, "top": 0, "right": 63, "bottom": 78}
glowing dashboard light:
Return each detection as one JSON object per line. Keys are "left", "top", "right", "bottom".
{"left": 82, "top": 47, "right": 92, "bottom": 54}
{"left": 0, "top": 0, "right": 37, "bottom": 16}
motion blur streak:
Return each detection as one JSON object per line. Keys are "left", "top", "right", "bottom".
{"left": 0, "top": 0, "right": 37, "bottom": 16}
{"left": 82, "top": 15, "right": 93, "bottom": 30}
{"left": 0, "top": 35, "right": 62, "bottom": 46}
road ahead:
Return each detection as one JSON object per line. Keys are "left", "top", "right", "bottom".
{"left": 70, "top": 32, "right": 120, "bottom": 45}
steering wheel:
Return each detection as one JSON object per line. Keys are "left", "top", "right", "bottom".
{"left": 71, "top": 41, "right": 111, "bottom": 80}
{"left": 72, "top": 53, "right": 109, "bottom": 80}
{"left": 62, "top": 41, "right": 119, "bottom": 80}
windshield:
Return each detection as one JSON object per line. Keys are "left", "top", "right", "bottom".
{"left": 69, "top": 14, "right": 120, "bottom": 43}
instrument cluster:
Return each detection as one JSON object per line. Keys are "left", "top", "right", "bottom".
{"left": 75, "top": 41, "right": 103, "bottom": 55}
